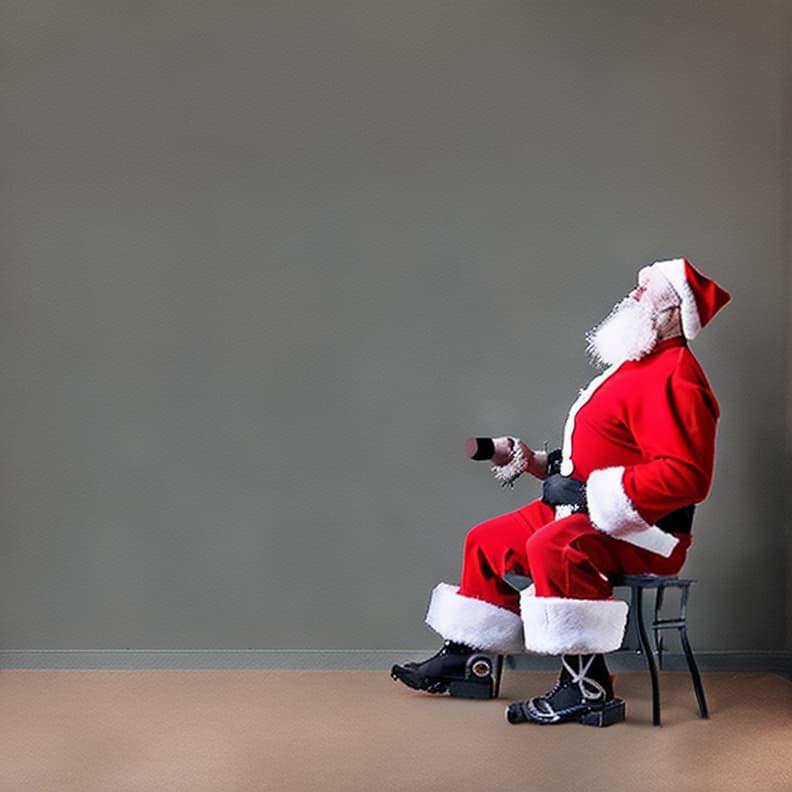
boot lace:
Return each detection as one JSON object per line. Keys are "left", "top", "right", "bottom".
{"left": 560, "top": 654, "right": 608, "bottom": 702}
{"left": 525, "top": 655, "right": 608, "bottom": 722}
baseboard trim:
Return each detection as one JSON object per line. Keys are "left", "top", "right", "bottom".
{"left": 0, "top": 649, "right": 789, "bottom": 678}
{"left": 508, "top": 650, "right": 792, "bottom": 679}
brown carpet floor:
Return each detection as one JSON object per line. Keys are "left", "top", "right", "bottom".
{"left": 0, "top": 670, "right": 789, "bottom": 792}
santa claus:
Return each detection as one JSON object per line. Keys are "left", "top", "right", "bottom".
{"left": 391, "top": 258, "right": 730, "bottom": 726}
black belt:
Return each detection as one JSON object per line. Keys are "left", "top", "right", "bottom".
{"left": 541, "top": 472, "right": 694, "bottom": 535}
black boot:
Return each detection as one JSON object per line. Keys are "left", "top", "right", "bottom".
{"left": 506, "top": 654, "right": 625, "bottom": 726}
{"left": 391, "top": 641, "right": 503, "bottom": 699}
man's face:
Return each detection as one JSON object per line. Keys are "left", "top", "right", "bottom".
{"left": 630, "top": 267, "right": 678, "bottom": 312}
{"left": 586, "top": 268, "right": 682, "bottom": 368}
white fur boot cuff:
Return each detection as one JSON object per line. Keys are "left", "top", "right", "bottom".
{"left": 425, "top": 583, "right": 525, "bottom": 654}
{"left": 520, "top": 593, "right": 628, "bottom": 655}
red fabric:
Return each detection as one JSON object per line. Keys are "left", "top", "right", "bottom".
{"left": 459, "top": 501, "right": 691, "bottom": 612}
{"left": 565, "top": 337, "right": 719, "bottom": 525}
{"left": 682, "top": 258, "right": 732, "bottom": 332}
{"left": 458, "top": 337, "right": 714, "bottom": 610}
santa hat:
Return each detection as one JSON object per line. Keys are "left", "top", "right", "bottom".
{"left": 649, "top": 258, "right": 731, "bottom": 340}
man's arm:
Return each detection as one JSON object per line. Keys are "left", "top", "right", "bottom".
{"left": 586, "top": 373, "right": 718, "bottom": 556}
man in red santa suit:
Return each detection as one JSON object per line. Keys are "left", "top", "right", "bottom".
{"left": 391, "top": 258, "right": 730, "bottom": 726}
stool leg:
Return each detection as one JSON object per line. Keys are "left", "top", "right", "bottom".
{"left": 654, "top": 586, "right": 665, "bottom": 671}
{"left": 678, "top": 586, "right": 709, "bottom": 719}
{"left": 633, "top": 585, "right": 662, "bottom": 726}
{"left": 679, "top": 627, "right": 708, "bottom": 718}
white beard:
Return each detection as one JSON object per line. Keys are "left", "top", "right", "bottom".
{"left": 586, "top": 297, "right": 659, "bottom": 368}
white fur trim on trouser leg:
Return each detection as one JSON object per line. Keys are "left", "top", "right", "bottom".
{"left": 520, "top": 593, "right": 628, "bottom": 655}
{"left": 587, "top": 466, "right": 679, "bottom": 558}
{"left": 425, "top": 583, "right": 525, "bottom": 654}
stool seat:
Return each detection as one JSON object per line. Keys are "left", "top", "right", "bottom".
{"left": 613, "top": 573, "right": 709, "bottom": 725}
{"left": 614, "top": 573, "right": 696, "bottom": 588}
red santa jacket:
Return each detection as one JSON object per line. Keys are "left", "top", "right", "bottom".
{"left": 560, "top": 337, "right": 719, "bottom": 556}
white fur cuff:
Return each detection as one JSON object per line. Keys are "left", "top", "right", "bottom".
{"left": 587, "top": 466, "right": 678, "bottom": 558}
{"left": 520, "top": 593, "right": 628, "bottom": 655}
{"left": 425, "top": 583, "right": 525, "bottom": 654}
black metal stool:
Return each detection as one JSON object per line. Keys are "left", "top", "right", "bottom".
{"left": 614, "top": 574, "right": 709, "bottom": 726}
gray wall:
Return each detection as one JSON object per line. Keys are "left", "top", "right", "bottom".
{"left": 1, "top": 1, "right": 789, "bottom": 659}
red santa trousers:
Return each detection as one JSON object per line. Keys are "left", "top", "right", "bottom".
{"left": 424, "top": 499, "right": 691, "bottom": 655}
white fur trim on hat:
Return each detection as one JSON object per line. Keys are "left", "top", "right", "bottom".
{"left": 587, "top": 466, "right": 679, "bottom": 558}
{"left": 425, "top": 583, "right": 525, "bottom": 654}
{"left": 520, "top": 593, "right": 628, "bottom": 655}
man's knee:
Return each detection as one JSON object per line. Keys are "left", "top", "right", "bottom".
{"left": 525, "top": 523, "right": 563, "bottom": 564}
{"left": 525, "top": 517, "right": 593, "bottom": 570}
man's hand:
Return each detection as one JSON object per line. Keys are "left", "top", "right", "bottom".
{"left": 489, "top": 437, "right": 516, "bottom": 466}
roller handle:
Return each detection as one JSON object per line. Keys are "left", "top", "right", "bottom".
{"left": 465, "top": 437, "right": 495, "bottom": 460}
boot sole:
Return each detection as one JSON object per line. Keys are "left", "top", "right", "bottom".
{"left": 578, "top": 698, "right": 626, "bottom": 727}
{"left": 506, "top": 697, "right": 626, "bottom": 727}
{"left": 391, "top": 664, "right": 497, "bottom": 699}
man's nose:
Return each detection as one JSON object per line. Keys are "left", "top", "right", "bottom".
{"left": 629, "top": 285, "right": 646, "bottom": 301}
